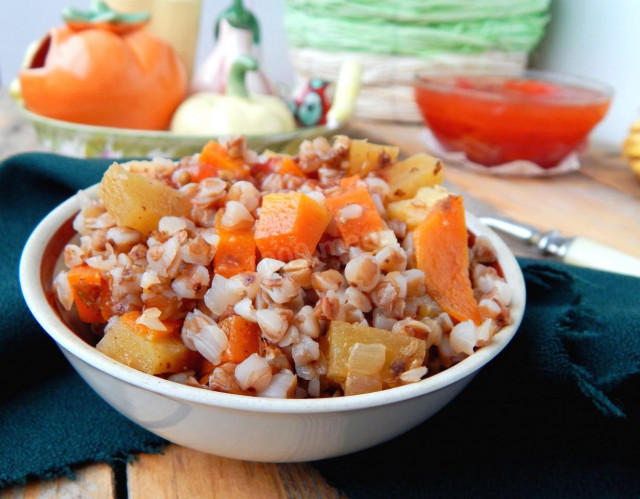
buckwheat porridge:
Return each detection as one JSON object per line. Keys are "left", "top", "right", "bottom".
{"left": 53, "top": 136, "right": 512, "bottom": 398}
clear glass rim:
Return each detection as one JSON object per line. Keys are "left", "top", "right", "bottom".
{"left": 414, "top": 68, "right": 613, "bottom": 105}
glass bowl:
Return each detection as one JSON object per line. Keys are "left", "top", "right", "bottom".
{"left": 414, "top": 69, "right": 612, "bottom": 168}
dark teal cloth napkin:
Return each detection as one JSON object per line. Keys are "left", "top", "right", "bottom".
{"left": 314, "top": 261, "right": 640, "bottom": 498}
{"left": 0, "top": 153, "right": 166, "bottom": 487}
{"left": 1, "top": 153, "right": 639, "bottom": 496}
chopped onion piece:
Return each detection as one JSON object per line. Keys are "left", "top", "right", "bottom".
{"left": 257, "top": 370, "right": 297, "bottom": 398}
{"left": 307, "top": 377, "right": 321, "bottom": 398}
{"left": 399, "top": 366, "right": 427, "bottom": 384}
{"left": 168, "top": 371, "right": 197, "bottom": 385}
{"left": 136, "top": 307, "right": 166, "bottom": 331}
{"left": 348, "top": 343, "right": 386, "bottom": 375}
{"left": 53, "top": 271, "right": 74, "bottom": 310}
{"left": 345, "top": 372, "right": 382, "bottom": 396}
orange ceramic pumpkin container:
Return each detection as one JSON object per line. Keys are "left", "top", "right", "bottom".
{"left": 20, "top": 17, "right": 187, "bottom": 130}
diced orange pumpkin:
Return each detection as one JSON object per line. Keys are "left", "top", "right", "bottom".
{"left": 188, "top": 162, "right": 220, "bottom": 183}
{"left": 325, "top": 184, "right": 386, "bottom": 247}
{"left": 251, "top": 155, "right": 307, "bottom": 178}
{"left": 279, "top": 156, "right": 307, "bottom": 177}
{"left": 254, "top": 192, "right": 331, "bottom": 261}
{"left": 199, "top": 141, "right": 249, "bottom": 178}
{"left": 214, "top": 231, "right": 256, "bottom": 278}
{"left": 339, "top": 175, "right": 364, "bottom": 191}
{"left": 413, "top": 195, "right": 482, "bottom": 325}
{"left": 118, "top": 311, "right": 181, "bottom": 341}
{"left": 214, "top": 211, "right": 256, "bottom": 278}
{"left": 98, "top": 281, "right": 115, "bottom": 322}
{"left": 68, "top": 264, "right": 106, "bottom": 323}
{"left": 219, "top": 315, "right": 261, "bottom": 364}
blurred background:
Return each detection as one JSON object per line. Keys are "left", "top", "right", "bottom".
{"left": 1, "top": 0, "right": 637, "bottom": 147}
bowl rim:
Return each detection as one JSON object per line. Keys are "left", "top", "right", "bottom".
{"left": 413, "top": 68, "right": 613, "bottom": 105}
{"left": 20, "top": 185, "right": 526, "bottom": 415}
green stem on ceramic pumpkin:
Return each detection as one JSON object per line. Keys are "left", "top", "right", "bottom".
{"left": 226, "top": 55, "right": 259, "bottom": 99}
{"left": 215, "top": 0, "right": 260, "bottom": 44}
{"left": 62, "top": 0, "right": 150, "bottom": 25}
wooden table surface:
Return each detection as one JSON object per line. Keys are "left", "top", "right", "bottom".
{"left": 1, "top": 89, "right": 639, "bottom": 498}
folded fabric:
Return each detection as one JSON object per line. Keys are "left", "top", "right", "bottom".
{"left": 315, "top": 260, "right": 640, "bottom": 498}
{"left": 1, "top": 153, "right": 638, "bottom": 495}
{"left": 0, "top": 153, "right": 166, "bottom": 488}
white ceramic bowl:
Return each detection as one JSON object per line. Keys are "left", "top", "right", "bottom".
{"left": 20, "top": 186, "right": 525, "bottom": 462}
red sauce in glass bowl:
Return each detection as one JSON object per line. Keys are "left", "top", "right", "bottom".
{"left": 414, "top": 72, "right": 612, "bottom": 168}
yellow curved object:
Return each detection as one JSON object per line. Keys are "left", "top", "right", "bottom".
{"left": 622, "top": 119, "right": 640, "bottom": 180}
{"left": 326, "top": 60, "right": 362, "bottom": 127}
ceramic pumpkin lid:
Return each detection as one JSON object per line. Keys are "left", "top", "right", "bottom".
{"left": 19, "top": 0, "right": 187, "bottom": 130}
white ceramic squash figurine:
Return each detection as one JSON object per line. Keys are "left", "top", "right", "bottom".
{"left": 171, "top": 55, "right": 294, "bottom": 135}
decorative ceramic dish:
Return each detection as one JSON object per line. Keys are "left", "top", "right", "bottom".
{"left": 17, "top": 58, "right": 360, "bottom": 159}
{"left": 18, "top": 106, "right": 346, "bottom": 159}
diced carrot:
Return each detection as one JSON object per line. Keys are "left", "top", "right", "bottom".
{"left": 252, "top": 155, "right": 307, "bottom": 178}
{"left": 119, "top": 311, "right": 181, "bottom": 341}
{"left": 325, "top": 185, "right": 386, "bottom": 247}
{"left": 199, "top": 140, "right": 249, "bottom": 178}
{"left": 339, "top": 175, "right": 364, "bottom": 191}
{"left": 199, "top": 140, "right": 233, "bottom": 168}
{"left": 68, "top": 264, "right": 101, "bottom": 290}
{"left": 413, "top": 195, "right": 482, "bottom": 325}
{"left": 98, "top": 280, "right": 114, "bottom": 322}
{"left": 214, "top": 211, "right": 257, "bottom": 278}
{"left": 214, "top": 231, "right": 256, "bottom": 278}
{"left": 254, "top": 192, "right": 331, "bottom": 261}
{"left": 219, "top": 315, "right": 261, "bottom": 364}
{"left": 68, "top": 264, "right": 106, "bottom": 323}
{"left": 279, "top": 156, "right": 306, "bottom": 177}
{"left": 143, "top": 292, "right": 184, "bottom": 320}
{"left": 189, "top": 162, "right": 220, "bottom": 183}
